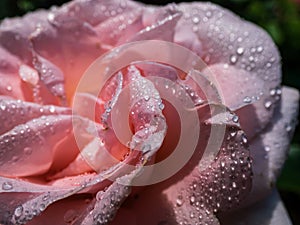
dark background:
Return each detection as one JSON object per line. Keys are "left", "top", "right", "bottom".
{"left": 0, "top": 0, "right": 299, "bottom": 223}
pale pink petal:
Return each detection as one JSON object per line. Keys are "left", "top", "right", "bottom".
{"left": 112, "top": 104, "right": 252, "bottom": 224}
{"left": 29, "top": 0, "right": 143, "bottom": 102}
{"left": 0, "top": 97, "right": 71, "bottom": 135}
{"left": 0, "top": 47, "right": 32, "bottom": 100}
{"left": 0, "top": 115, "right": 73, "bottom": 177}
{"left": 202, "top": 64, "right": 267, "bottom": 139}
{"left": 175, "top": 2, "right": 281, "bottom": 138}
{"left": 243, "top": 87, "right": 299, "bottom": 205}
{"left": 128, "top": 5, "right": 182, "bottom": 43}
{"left": 27, "top": 196, "right": 95, "bottom": 225}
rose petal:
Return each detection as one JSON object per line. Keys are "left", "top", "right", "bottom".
{"left": 244, "top": 86, "right": 299, "bottom": 205}
{"left": 0, "top": 115, "right": 73, "bottom": 177}
{"left": 112, "top": 104, "right": 252, "bottom": 224}
{"left": 80, "top": 170, "right": 138, "bottom": 225}
{"left": 202, "top": 64, "right": 267, "bottom": 139}
{"left": 219, "top": 189, "right": 292, "bottom": 225}
{"left": 26, "top": 195, "right": 94, "bottom": 225}
{"left": 29, "top": 0, "right": 143, "bottom": 102}
{"left": 175, "top": 2, "right": 281, "bottom": 137}
{"left": 0, "top": 97, "right": 71, "bottom": 135}
{"left": 0, "top": 151, "right": 138, "bottom": 224}
{"left": 0, "top": 47, "right": 32, "bottom": 100}
{"left": 128, "top": 5, "right": 182, "bottom": 42}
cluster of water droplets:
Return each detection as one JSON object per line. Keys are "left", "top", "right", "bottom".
{"left": 172, "top": 123, "right": 252, "bottom": 223}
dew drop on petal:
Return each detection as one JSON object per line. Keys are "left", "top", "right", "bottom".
{"left": 232, "top": 115, "right": 239, "bottom": 123}
{"left": 2, "top": 181, "right": 13, "bottom": 190}
{"left": 0, "top": 104, "right": 6, "bottom": 111}
{"left": 230, "top": 55, "right": 238, "bottom": 64}
{"left": 243, "top": 96, "right": 252, "bottom": 103}
{"left": 176, "top": 196, "right": 183, "bottom": 207}
{"left": 190, "top": 196, "right": 196, "bottom": 204}
{"left": 257, "top": 46, "right": 264, "bottom": 53}
{"left": 144, "top": 95, "right": 150, "bottom": 101}
{"left": 49, "top": 105, "right": 56, "bottom": 113}
{"left": 264, "top": 146, "right": 270, "bottom": 152}
{"left": 39, "top": 204, "right": 46, "bottom": 212}
{"left": 236, "top": 47, "right": 244, "bottom": 55}
{"left": 192, "top": 16, "right": 200, "bottom": 24}
{"left": 14, "top": 206, "right": 23, "bottom": 217}
{"left": 264, "top": 101, "right": 272, "bottom": 109}
{"left": 232, "top": 182, "right": 237, "bottom": 188}
{"left": 6, "top": 85, "right": 12, "bottom": 92}
{"left": 285, "top": 124, "right": 292, "bottom": 132}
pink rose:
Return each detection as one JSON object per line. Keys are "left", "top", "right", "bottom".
{"left": 0, "top": 1, "right": 298, "bottom": 225}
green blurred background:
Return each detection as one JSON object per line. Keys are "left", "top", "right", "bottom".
{"left": 0, "top": 0, "right": 299, "bottom": 223}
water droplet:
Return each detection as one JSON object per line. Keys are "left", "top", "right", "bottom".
{"left": 159, "top": 103, "right": 165, "bottom": 110}
{"left": 264, "top": 146, "right": 270, "bottom": 152}
{"left": 243, "top": 96, "right": 252, "bottom": 103}
{"left": 49, "top": 106, "right": 55, "bottom": 113}
{"left": 232, "top": 182, "right": 237, "bottom": 188}
{"left": 230, "top": 55, "right": 238, "bottom": 64}
{"left": 232, "top": 115, "right": 239, "bottom": 123}
{"left": 47, "top": 13, "right": 55, "bottom": 22}
{"left": 6, "top": 85, "right": 12, "bottom": 92}
{"left": 236, "top": 47, "right": 244, "bottom": 55}
{"left": 2, "top": 181, "right": 13, "bottom": 190}
{"left": 24, "top": 147, "right": 32, "bottom": 155}
{"left": 190, "top": 196, "right": 196, "bottom": 204}
{"left": 39, "top": 204, "right": 46, "bottom": 211}
{"left": 285, "top": 124, "right": 292, "bottom": 132}
{"left": 0, "top": 104, "right": 6, "bottom": 111}
{"left": 270, "top": 89, "right": 276, "bottom": 96}
{"left": 257, "top": 46, "right": 263, "bottom": 53}
{"left": 192, "top": 16, "right": 200, "bottom": 24}
{"left": 264, "top": 101, "right": 272, "bottom": 109}
{"left": 221, "top": 161, "right": 225, "bottom": 168}
{"left": 190, "top": 212, "right": 195, "bottom": 218}
{"left": 144, "top": 95, "right": 150, "bottom": 101}
{"left": 14, "top": 206, "right": 23, "bottom": 217}
{"left": 241, "top": 134, "right": 248, "bottom": 144}
{"left": 176, "top": 197, "right": 183, "bottom": 207}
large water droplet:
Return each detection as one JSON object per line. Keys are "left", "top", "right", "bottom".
{"left": 230, "top": 55, "right": 238, "bottom": 64}
{"left": 264, "top": 146, "right": 270, "bottom": 152}
{"left": 232, "top": 115, "right": 239, "bottom": 123}
{"left": 176, "top": 196, "right": 183, "bottom": 207}
{"left": 264, "top": 101, "right": 272, "bottom": 109}
{"left": 6, "top": 85, "right": 12, "bottom": 92}
{"left": 192, "top": 16, "right": 200, "bottom": 24}
{"left": 14, "top": 206, "right": 23, "bottom": 217}
{"left": 49, "top": 106, "right": 56, "bottom": 113}
{"left": 243, "top": 96, "right": 252, "bottom": 103}
{"left": 0, "top": 104, "right": 6, "bottom": 111}
{"left": 236, "top": 47, "right": 244, "bottom": 55}
{"left": 2, "top": 181, "right": 13, "bottom": 190}
{"left": 257, "top": 46, "right": 264, "bottom": 53}
{"left": 190, "top": 196, "right": 196, "bottom": 204}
